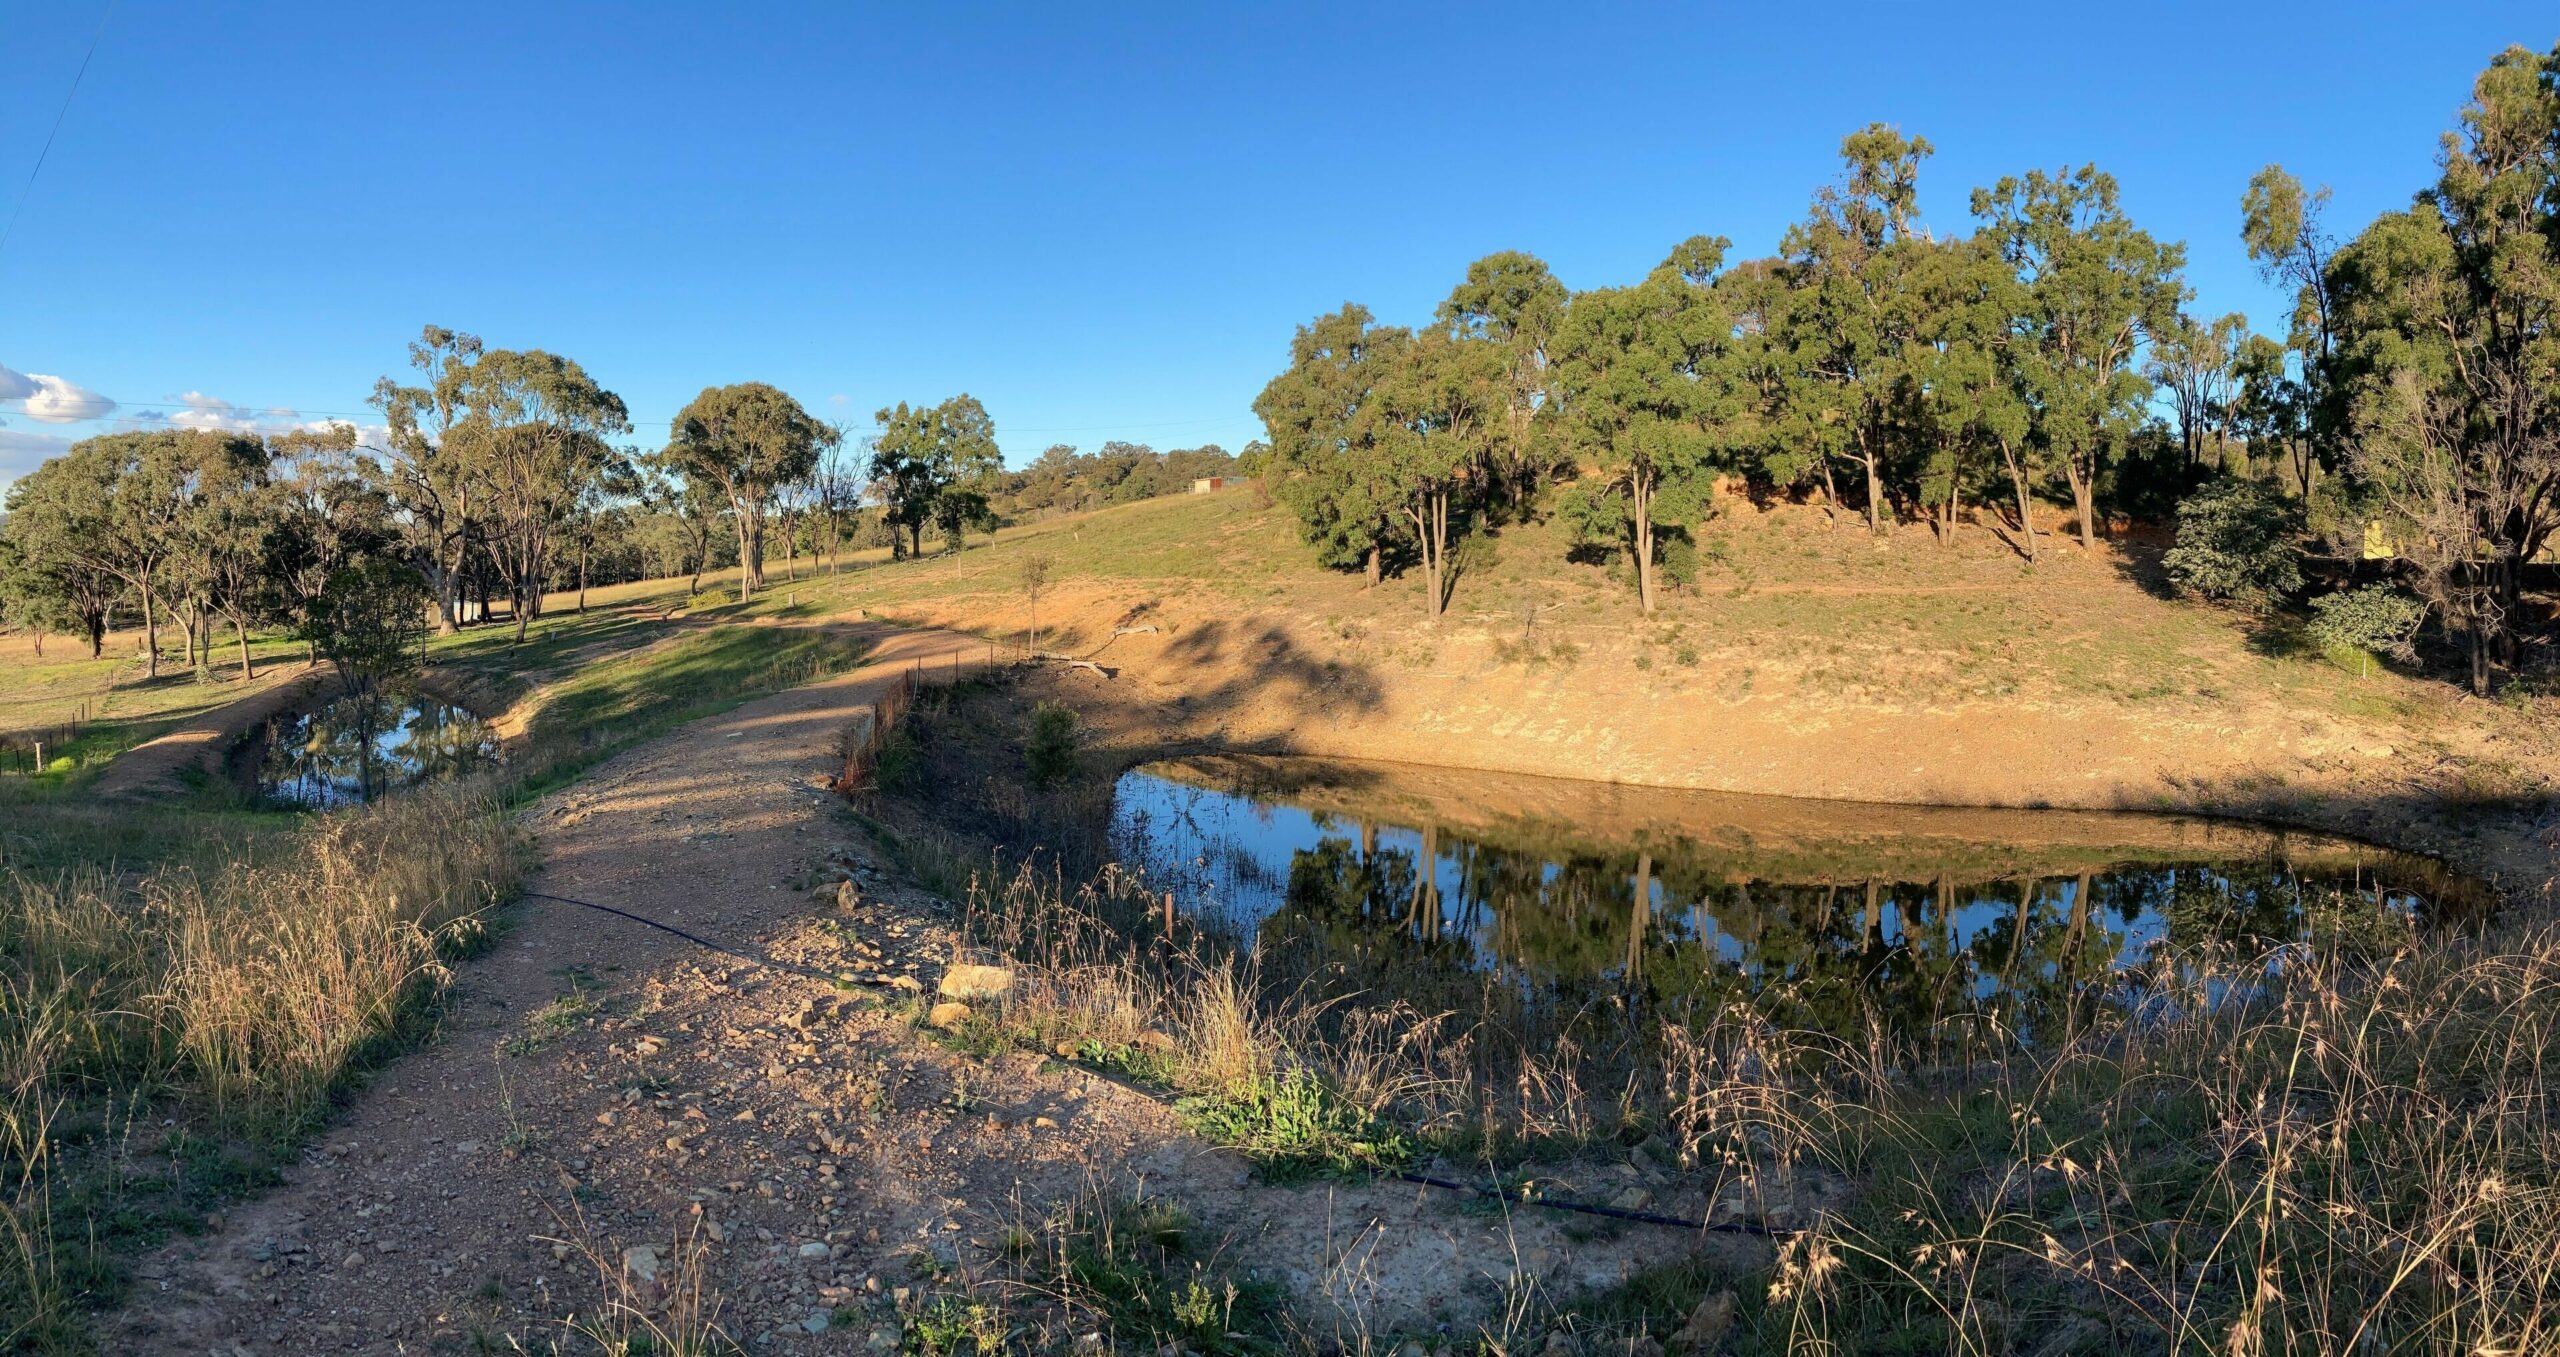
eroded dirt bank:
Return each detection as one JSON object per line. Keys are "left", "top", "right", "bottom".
{"left": 112, "top": 625, "right": 1721, "bottom": 1354}
{"left": 860, "top": 581, "right": 2559, "bottom": 906}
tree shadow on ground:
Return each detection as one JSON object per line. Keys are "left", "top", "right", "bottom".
{"left": 1153, "top": 617, "right": 1387, "bottom": 722}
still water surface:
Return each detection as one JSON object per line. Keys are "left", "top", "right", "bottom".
{"left": 1110, "top": 756, "right": 2483, "bottom": 1045}
{"left": 249, "top": 688, "right": 499, "bottom": 807}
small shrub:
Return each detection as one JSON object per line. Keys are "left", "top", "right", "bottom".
{"left": 1658, "top": 533, "right": 1699, "bottom": 588}
{"left": 1024, "top": 702, "right": 1080, "bottom": 790}
{"left": 2163, "top": 477, "right": 2304, "bottom": 607}
{"left": 2307, "top": 584, "right": 2426, "bottom": 675}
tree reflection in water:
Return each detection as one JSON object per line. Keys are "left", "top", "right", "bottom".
{"left": 253, "top": 689, "right": 498, "bottom": 808}
{"left": 1113, "top": 761, "right": 2483, "bottom": 1064}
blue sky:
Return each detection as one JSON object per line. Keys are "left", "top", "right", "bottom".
{"left": 2, "top": 2, "right": 2551, "bottom": 485}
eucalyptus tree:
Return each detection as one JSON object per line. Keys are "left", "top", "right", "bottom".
{"left": 1376, "top": 329, "right": 1504, "bottom": 621}
{"left": 2230, "top": 335, "right": 2317, "bottom": 501}
{"left": 1550, "top": 235, "right": 1748, "bottom": 613}
{"left": 1436, "top": 251, "right": 1570, "bottom": 503}
{"left": 0, "top": 465, "right": 119, "bottom": 656}
{"left": 187, "top": 447, "right": 281, "bottom": 679}
{"left": 1253, "top": 305, "right": 1407, "bottom": 586}
{"left": 1971, "top": 165, "right": 2186, "bottom": 551}
{"left": 669, "top": 382, "right": 835, "bottom": 600}
{"left": 2326, "top": 43, "right": 2560, "bottom": 694}
{"left": 2146, "top": 311, "right": 2250, "bottom": 472}
{"left": 811, "top": 428, "right": 860, "bottom": 571}
{"left": 614, "top": 450, "right": 729, "bottom": 595}
{"left": 1774, "top": 124, "right": 1937, "bottom": 532}
{"left": 2240, "top": 169, "right": 2350, "bottom": 497}
{"left": 269, "top": 424, "right": 393, "bottom": 664}
{"left": 925, "top": 395, "right": 1001, "bottom": 549}
{"left": 471, "top": 347, "right": 630, "bottom": 639}
{"left": 370, "top": 326, "right": 490, "bottom": 633}
{"left": 2242, "top": 167, "right": 2343, "bottom": 380}
{"left": 866, "top": 395, "right": 1000, "bottom": 559}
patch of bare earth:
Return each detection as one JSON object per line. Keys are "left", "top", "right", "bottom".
{"left": 110, "top": 626, "right": 1725, "bottom": 1355}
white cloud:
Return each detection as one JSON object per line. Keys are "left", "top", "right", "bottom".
{"left": 0, "top": 363, "right": 115, "bottom": 423}
{"left": 828, "top": 393, "right": 850, "bottom": 408}
{"left": 165, "top": 389, "right": 265, "bottom": 433}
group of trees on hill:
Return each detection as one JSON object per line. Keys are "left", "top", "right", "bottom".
{"left": 998, "top": 441, "right": 1242, "bottom": 517}
{"left": 0, "top": 326, "right": 1069, "bottom": 678}
{"left": 1256, "top": 43, "right": 2560, "bottom": 694}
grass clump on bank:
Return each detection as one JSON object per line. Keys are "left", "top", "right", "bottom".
{"left": 895, "top": 1175, "right": 1289, "bottom": 1357}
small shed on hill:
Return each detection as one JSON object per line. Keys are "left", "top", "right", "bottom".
{"left": 1190, "top": 476, "right": 1231, "bottom": 494}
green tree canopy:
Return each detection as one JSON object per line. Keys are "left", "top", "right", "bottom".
{"left": 1254, "top": 304, "right": 1410, "bottom": 586}
{"left": 866, "top": 394, "right": 1000, "bottom": 558}
{"left": 1972, "top": 165, "right": 2186, "bottom": 551}
{"left": 1550, "top": 235, "right": 1749, "bottom": 612}
{"left": 2326, "top": 43, "right": 2560, "bottom": 694}
{"left": 669, "top": 382, "right": 834, "bottom": 600}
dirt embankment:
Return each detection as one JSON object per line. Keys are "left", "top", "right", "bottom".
{"left": 859, "top": 582, "right": 2559, "bottom": 906}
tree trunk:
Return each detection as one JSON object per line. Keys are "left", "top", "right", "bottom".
{"left": 1817, "top": 458, "right": 1844, "bottom": 527}
{"left": 2001, "top": 439, "right": 2038, "bottom": 564}
{"left": 141, "top": 579, "right": 160, "bottom": 679}
{"left": 1432, "top": 491, "right": 1448, "bottom": 619}
{"left": 234, "top": 615, "right": 255, "bottom": 681}
{"left": 2495, "top": 556, "right": 2521, "bottom": 667}
{"left": 2066, "top": 458, "right": 2097, "bottom": 552}
{"left": 2470, "top": 620, "right": 2493, "bottom": 697}
{"left": 1632, "top": 475, "right": 1658, "bottom": 614}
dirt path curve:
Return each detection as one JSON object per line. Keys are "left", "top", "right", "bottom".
{"left": 90, "top": 664, "right": 334, "bottom": 800}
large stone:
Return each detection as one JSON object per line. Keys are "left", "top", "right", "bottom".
{"left": 1670, "top": 1291, "right": 1736, "bottom": 1355}
{"left": 937, "top": 964, "right": 1015, "bottom": 1003}
{"left": 621, "top": 1245, "right": 661, "bottom": 1285}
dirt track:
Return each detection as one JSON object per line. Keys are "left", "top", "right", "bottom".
{"left": 90, "top": 665, "right": 334, "bottom": 800}
{"left": 111, "top": 623, "right": 1703, "bottom": 1353}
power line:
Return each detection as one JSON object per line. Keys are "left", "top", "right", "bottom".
{"left": 0, "top": 0, "right": 118, "bottom": 265}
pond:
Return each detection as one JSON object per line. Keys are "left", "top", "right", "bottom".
{"left": 1110, "top": 755, "right": 2489, "bottom": 1048}
{"left": 245, "top": 687, "right": 500, "bottom": 808}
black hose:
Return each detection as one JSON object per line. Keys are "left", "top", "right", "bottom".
{"left": 1390, "top": 1169, "right": 1793, "bottom": 1236}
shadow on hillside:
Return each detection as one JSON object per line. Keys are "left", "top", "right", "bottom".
{"left": 2100, "top": 532, "right": 2181, "bottom": 602}
{"left": 1154, "top": 617, "right": 1387, "bottom": 721}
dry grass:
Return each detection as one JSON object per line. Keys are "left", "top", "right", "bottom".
{"left": 925, "top": 850, "right": 2560, "bottom": 1355}
{"left": 0, "top": 780, "right": 521, "bottom": 1349}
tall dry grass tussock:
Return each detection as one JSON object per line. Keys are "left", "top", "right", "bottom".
{"left": 0, "top": 779, "right": 520, "bottom": 1345}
